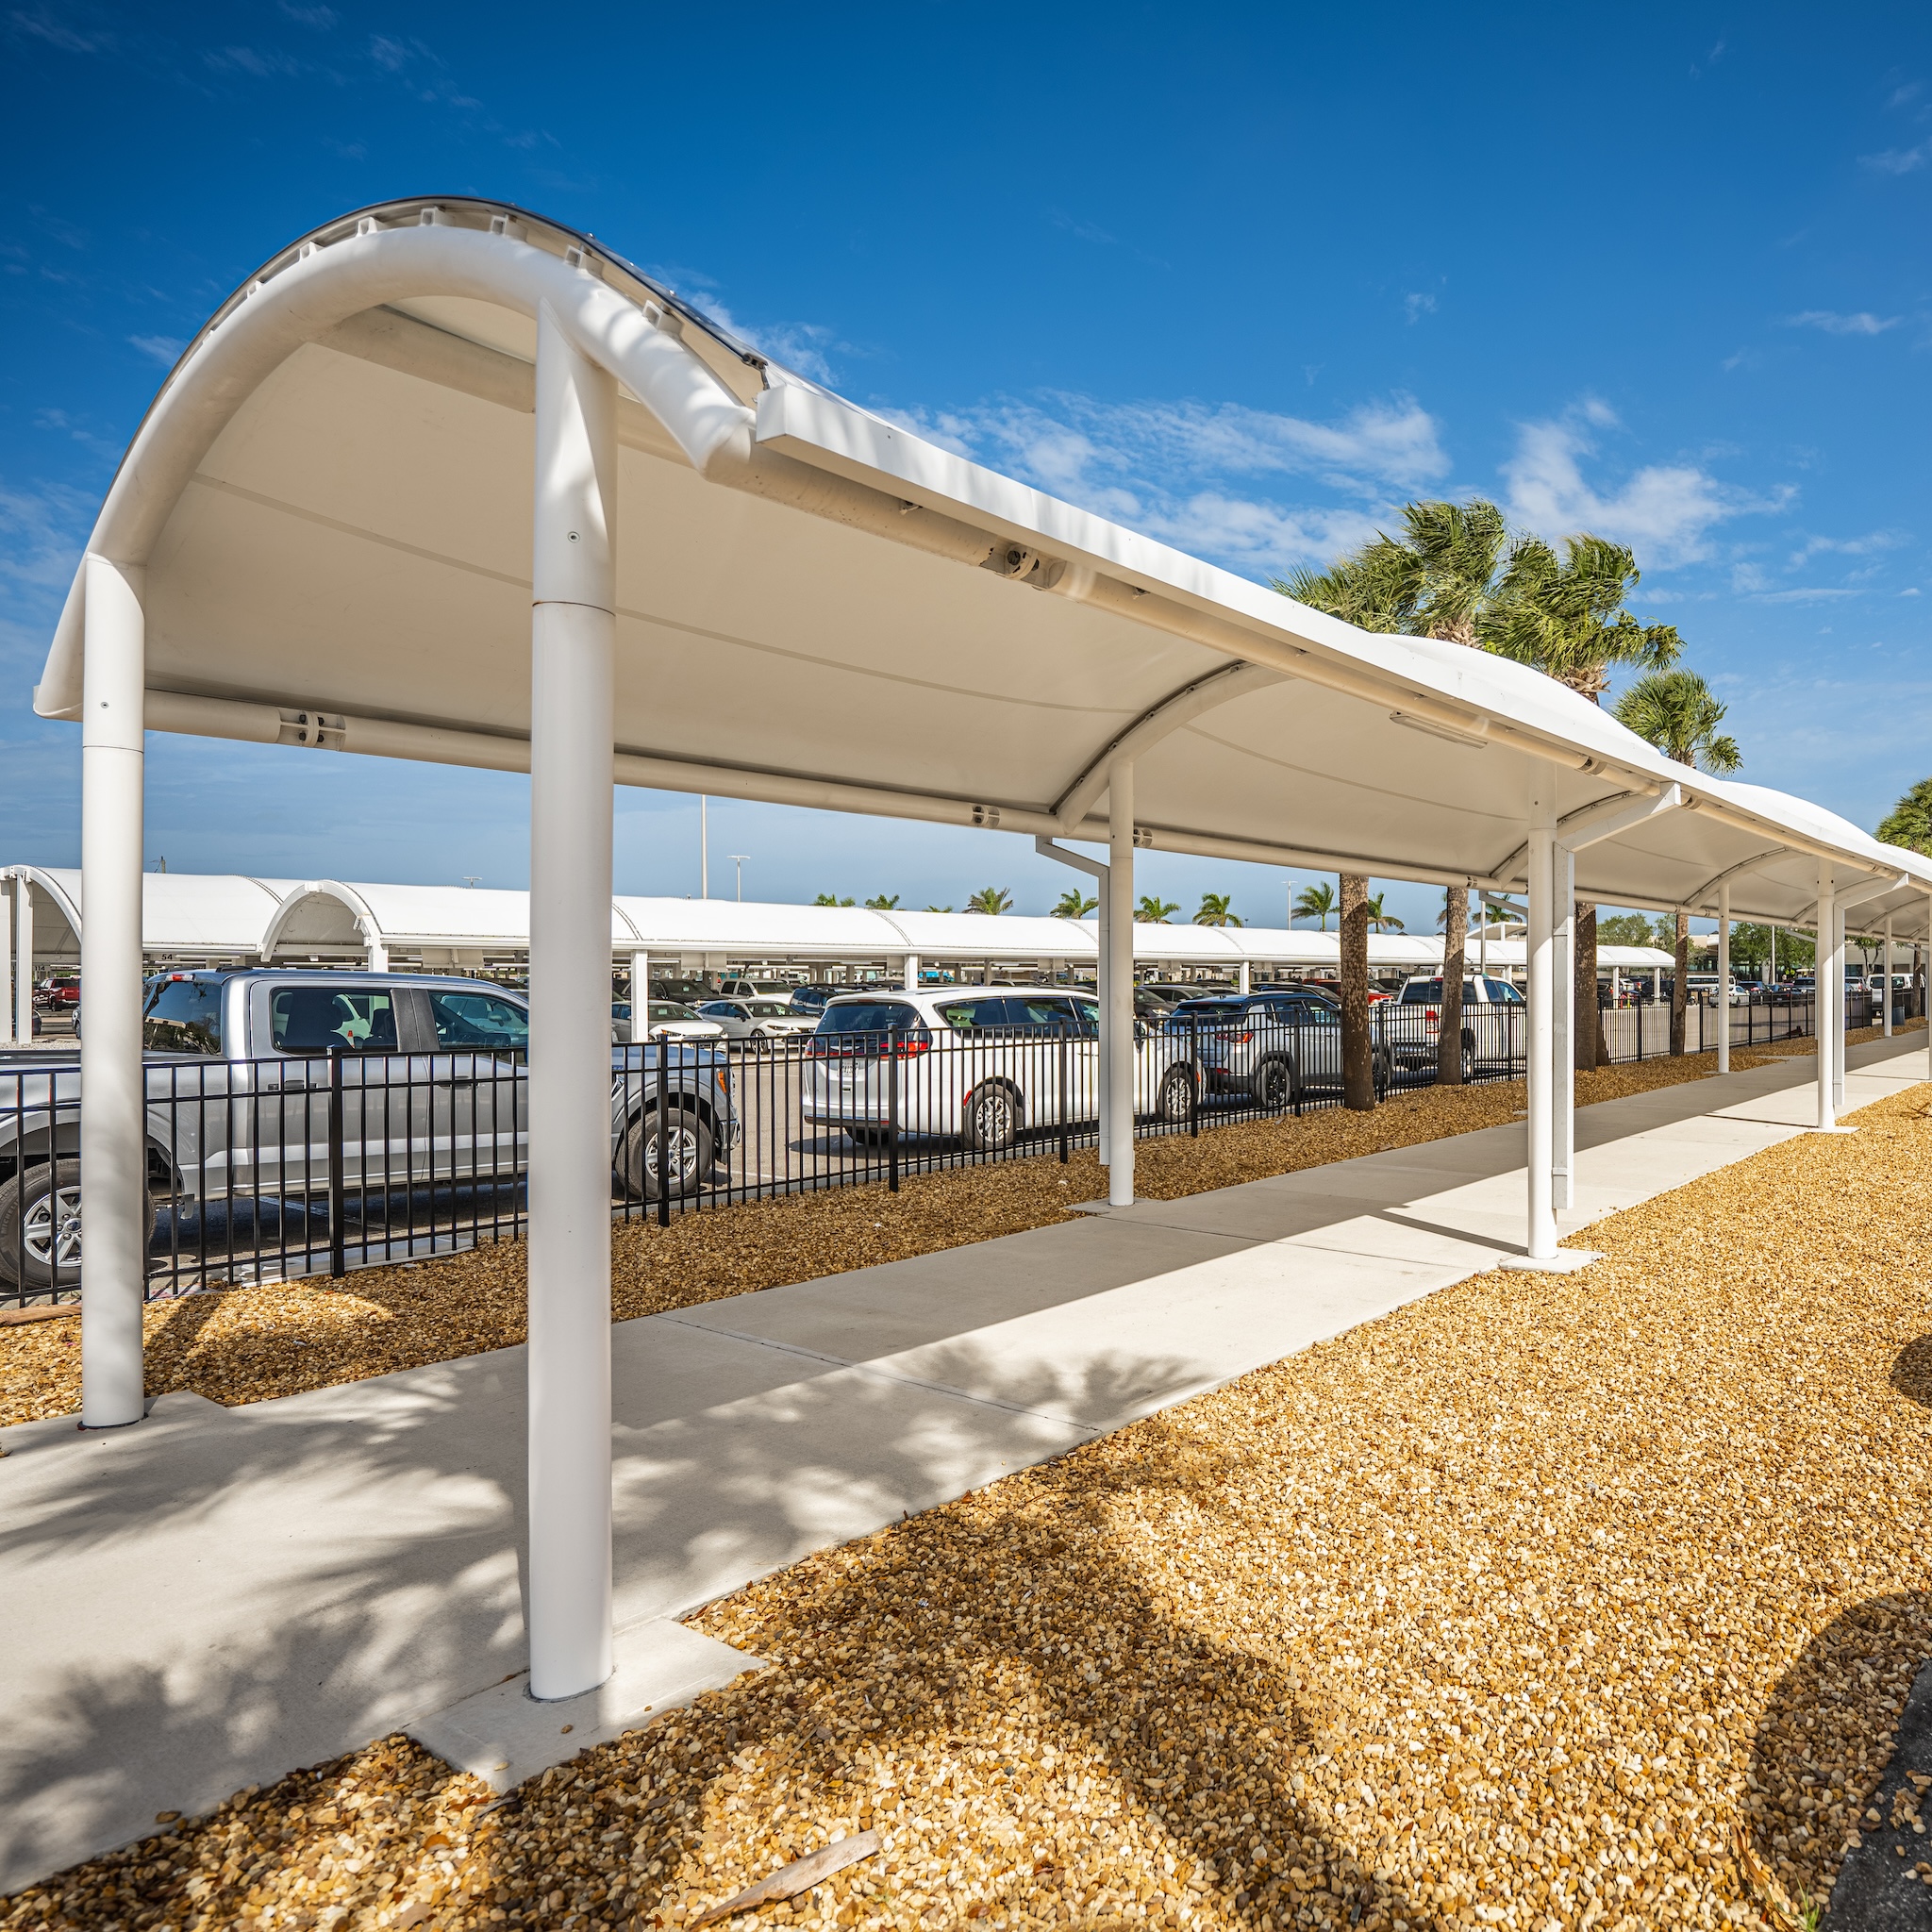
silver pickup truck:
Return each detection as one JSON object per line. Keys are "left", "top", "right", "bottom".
{"left": 0, "top": 969, "right": 739, "bottom": 1295}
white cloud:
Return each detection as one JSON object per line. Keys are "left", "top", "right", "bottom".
{"left": 1785, "top": 308, "right": 1901, "bottom": 336}
{"left": 1502, "top": 403, "right": 1780, "bottom": 568}
{"left": 0, "top": 479, "right": 91, "bottom": 594}
{"left": 1786, "top": 528, "right": 1907, "bottom": 567}
{"left": 127, "top": 333, "right": 184, "bottom": 365}
{"left": 1861, "top": 141, "right": 1930, "bottom": 174}
{"left": 1403, "top": 291, "right": 1437, "bottom": 325}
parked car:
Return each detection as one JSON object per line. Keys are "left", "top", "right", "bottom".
{"left": 691, "top": 997, "right": 819, "bottom": 1043}
{"left": 1162, "top": 987, "right": 1391, "bottom": 1107}
{"left": 788, "top": 984, "right": 844, "bottom": 1017}
{"left": 0, "top": 970, "right": 739, "bottom": 1293}
{"left": 1391, "top": 975, "right": 1526, "bottom": 1079}
{"left": 716, "top": 977, "right": 797, "bottom": 999}
{"left": 803, "top": 987, "right": 1196, "bottom": 1152}
{"left": 610, "top": 999, "right": 728, "bottom": 1044}
{"left": 33, "top": 975, "right": 79, "bottom": 1013}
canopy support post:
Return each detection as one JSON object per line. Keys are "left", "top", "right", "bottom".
{"left": 1831, "top": 901, "right": 1846, "bottom": 1115}
{"left": 79, "top": 554, "right": 149, "bottom": 1429}
{"left": 628, "top": 952, "right": 649, "bottom": 1043}
{"left": 903, "top": 952, "right": 919, "bottom": 991}
{"left": 0, "top": 875, "right": 13, "bottom": 1047}
{"left": 1106, "top": 758, "right": 1135, "bottom": 1208}
{"left": 1810, "top": 864, "right": 1845, "bottom": 1132}
{"left": 1503, "top": 773, "right": 1595, "bottom": 1273}
{"left": 1882, "top": 916, "right": 1892, "bottom": 1039}
{"left": 1716, "top": 885, "right": 1731, "bottom": 1074}
{"left": 14, "top": 879, "right": 34, "bottom": 1058}
{"left": 1552, "top": 842, "right": 1574, "bottom": 1213}
{"left": 525, "top": 301, "right": 617, "bottom": 1703}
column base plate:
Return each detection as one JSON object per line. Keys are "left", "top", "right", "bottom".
{"left": 1500, "top": 1249, "right": 1603, "bottom": 1275}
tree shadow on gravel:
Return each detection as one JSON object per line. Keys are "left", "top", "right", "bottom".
{"left": 1744, "top": 1590, "right": 1932, "bottom": 1925}
{"left": 1889, "top": 1337, "right": 1932, "bottom": 1409}
{"left": 608, "top": 1409, "right": 1434, "bottom": 1932}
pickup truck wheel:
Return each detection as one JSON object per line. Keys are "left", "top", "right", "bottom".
{"left": 0, "top": 1158, "right": 156, "bottom": 1294}
{"left": 962, "top": 1082, "right": 1020, "bottom": 1153}
{"left": 620, "top": 1111, "right": 714, "bottom": 1200}
{"left": 1157, "top": 1062, "right": 1196, "bottom": 1124}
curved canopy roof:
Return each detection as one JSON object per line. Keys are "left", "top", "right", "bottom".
{"left": 32, "top": 196, "right": 1932, "bottom": 938}
{"left": 0, "top": 867, "right": 1694, "bottom": 973}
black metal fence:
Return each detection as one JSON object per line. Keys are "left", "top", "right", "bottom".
{"left": 0, "top": 984, "right": 1909, "bottom": 1306}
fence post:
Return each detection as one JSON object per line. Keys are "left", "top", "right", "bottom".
{"left": 1190, "top": 1014, "right": 1201, "bottom": 1136}
{"left": 327, "top": 1048, "right": 346, "bottom": 1280}
{"left": 656, "top": 1046, "right": 671, "bottom": 1229}
{"left": 888, "top": 1043, "right": 901, "bottom": 1194}
{"left": 1058, "top": 1025, "right": 1070, "bottom": 1165}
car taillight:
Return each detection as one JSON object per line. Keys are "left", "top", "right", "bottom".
{"left": 1425, "top": 1008, "right": 1440, "bottom": 1021}
{"left": 1239, "top": 1029, "right": 1254, "bottom": 1044}
{"left": 893, "top": 1038, "right": 929, "bottom": 1058}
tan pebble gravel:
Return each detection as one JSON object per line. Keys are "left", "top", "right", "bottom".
{"left": 6, "top": 1066, "right": 1929, "bottom": 1929}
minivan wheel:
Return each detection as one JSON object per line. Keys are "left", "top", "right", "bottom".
{"left": 843, "top": 1124, "right": 891, "bottom": 1150}
{"left": 0, "top": 1158, "right": 157, "bottom": 1294}
{"left": 619, "top": 1110, "right": 714, "bottom": 1200}
{"left": 963, "top": 1083, "right": 1020, "bottom": 1153}
{"left": 1157, "top": 1063, "right": 1196, "bottom": 1124}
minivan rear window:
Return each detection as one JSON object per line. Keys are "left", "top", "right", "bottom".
{"left": 817, "top": 1002, "right": 929, "bottom": 1038}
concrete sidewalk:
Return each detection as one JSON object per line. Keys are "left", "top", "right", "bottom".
{"left": 2, "top": 1034, "right": 1924, "bottom": 1890}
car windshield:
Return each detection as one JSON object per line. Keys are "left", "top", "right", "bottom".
{"left": 650, "top": 1002, "right": 699, "bottom": 1022}
{"left": 746, "top": 1000, "right": 794, "bottom": 1017}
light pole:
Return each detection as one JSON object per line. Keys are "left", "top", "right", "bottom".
{"left": 729, "top": 854, "right": 748, "bottom": 902}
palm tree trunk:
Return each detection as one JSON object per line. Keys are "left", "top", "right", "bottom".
{"left": 1575, "top": 902, "right": 1607, "bottom": 1069}
{"left": 1437, "top": 886, "right": 1465, "bottom": 1087}
{"left": 1340, "top": 874, "right": 1374, "bottom": 1110}
{"left": 1670, "top": 908, "right": 1689, "bottom": 1056}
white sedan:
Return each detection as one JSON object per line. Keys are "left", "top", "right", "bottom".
{"left": 692, "top": 997, "right": 820, "bottom": 1042}
{"left": 611, "top": 999, "right": 727, "bottom": 1044}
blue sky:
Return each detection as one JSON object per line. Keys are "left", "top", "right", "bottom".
{"left": 4, "top": 3, "right": 1931, "bottom": 932}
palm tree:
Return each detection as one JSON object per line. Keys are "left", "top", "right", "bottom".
{"left": 1878, "top": 777, "right": 1932, "bottom": 855}
{"left": 1291, "top": 881, "right": 1338, "bottom": 930}
{"left": 1051, "top": 888, "right": 1099, "bottom": 919}
{"left": 1194, "top": 891, "right": 1241, "bottom": 927}
{"left": 1612, "top": 670, "right": 1741, "bottom": 774}
{"left": 864, "top": 892, "right": 901, "bottom": 909}
{"left": 1136, "top": 895, "right": 1180, "bottom": 924}
{"left": 1614, "top": 669, "right": 1741, "bottom": 1052}
{"left": 1279, "top": 498, "right": 1512, "bottom": 643}
{"left": 1436, "top": 886, "right": 1468, "bottom": 1085}
{"left": 923, "top": 904, "right": 953, "bottom": 913}
{"left": 964, "top": 887, "right": 1013, "bottom": 916}
{"left": 1364, "top": 891, "right": 1405, "bottom": 934}
{"left": 813, "top": 892, "right": 855, "bottom": 907}
{"left": 1485, "top": 536, "right": 1682, "bottom": 701}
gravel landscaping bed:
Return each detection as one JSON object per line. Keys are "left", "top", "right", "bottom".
{"left": 0, "top": 1027, "right": 1908, "bottom": 1429}
{"left": 6, "top": 1058, "right": 1929, "bottom": 1929}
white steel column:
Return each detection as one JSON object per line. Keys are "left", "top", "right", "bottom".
{"left": 1552, "top": 844, "right": 1574, "bottom": 1212}
{"left": 1238, "top": 959, "right": 1251, "bottom": 996}
{"left": 1831, "top": 902, "right": 1847, "bottom": 1114}
{"left": 0, "top": 876, "right": 13, "bottom": 1046}
{"left": 628, "top": 951, "right": 649, "bottom": 1043}
{"left": 14, "top": 876, "right": 34, "bottom": 1047}
{"left": 1813, "top": 865, "right": 1840, "bottom": 1131}
{"left": 1882, "top": 916, "right": 1893, "bottom": 1039}
{"left": 1524, "top": 784, "right": 1556, "bottom": 1259}
{"left": 526, "top": 302, "right": 618, "bottom": 1702}
{"left": 1716, "top": 885, "right": 1731, "bottom": 1074}
{"left": 78, "top": 554, "right": 148, "bottom": 1429}
{"left": 903, "top": 952, "right": 919, "bottom": 991}
{"left": 1105, "top": 758, "right": 1135, "bottom": 1208}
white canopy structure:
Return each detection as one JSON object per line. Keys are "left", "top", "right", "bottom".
{"left": 3, "top": 865, "right": 1678, "bottom": 1008}
{"left": 34, "top": 195, "right": 1932, "bottom": 1702}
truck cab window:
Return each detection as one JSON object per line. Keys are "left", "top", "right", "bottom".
{"left": 142, "top": 977, "right": 224, "bottom": 1055}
